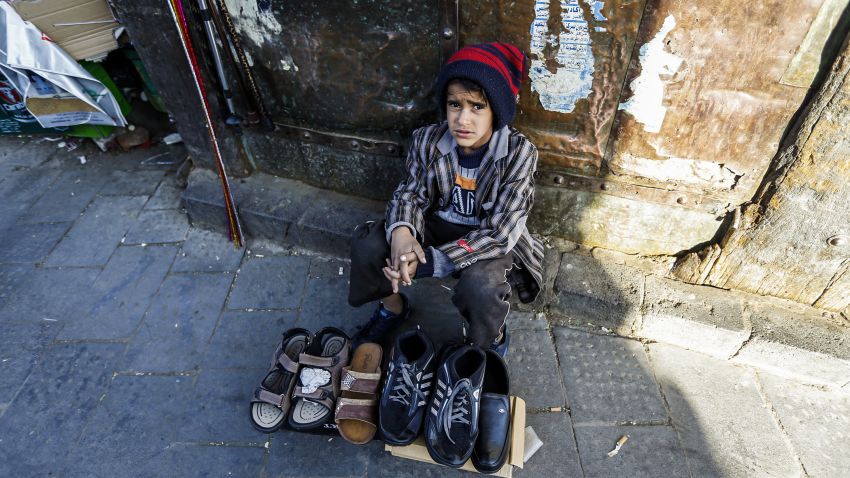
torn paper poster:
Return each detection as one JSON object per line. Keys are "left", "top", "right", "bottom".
{"left": 529, "top": 0, "right": 607, "bottom": 114}
{"left": 0, "top": 4, "right": 126, "bottom": 128}
{"left": 618, "top": 15, "right": 683, "bottom": 133}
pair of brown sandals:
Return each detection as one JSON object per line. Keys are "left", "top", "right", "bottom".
{"left": 250, "top": 326, "right": 382, "bottom": 444}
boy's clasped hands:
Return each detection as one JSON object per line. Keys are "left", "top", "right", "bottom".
{"left": 383, "top": 227, "right": 427, "bottom": 293}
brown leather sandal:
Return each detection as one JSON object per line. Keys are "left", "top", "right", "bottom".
{"left": 335, "top": 342, "right": 383, "bottom": 444}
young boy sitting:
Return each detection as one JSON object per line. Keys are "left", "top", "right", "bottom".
{"left": 348, "top": 42, "right": 543, "bottom": 356}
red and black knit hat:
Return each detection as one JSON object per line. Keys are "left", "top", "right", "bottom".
{"left": 435, "top": 42, "right": 529, "bottom": 130}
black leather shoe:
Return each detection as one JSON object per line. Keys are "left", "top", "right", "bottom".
{"left": 378, "top": 328, "right": 436, "bottom": 445}
{"left": 424, "top": 345, "right": 486, "bottom": 468}
{"left": 472, "top": 349, "right": 511, "bottom": 474}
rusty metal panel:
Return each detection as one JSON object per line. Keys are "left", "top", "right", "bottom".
{"left": 222, "top": 0, "right": 440, "bottom": 138}
{"left": 463, "top": 0, "right": 646, "bottom": 174}
{"left": 608, "top": 0, "right": 824, "bottom": 201}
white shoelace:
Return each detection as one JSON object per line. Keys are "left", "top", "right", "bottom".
{"left": 389, "top": 363, "right": 430, "bottom": 409}
{"left": 440, "top": 379, "right": 472, "bottom": 445}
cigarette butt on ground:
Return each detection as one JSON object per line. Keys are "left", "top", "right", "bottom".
{"left": 606, "top": 435, "right": 629, "bottom": 458}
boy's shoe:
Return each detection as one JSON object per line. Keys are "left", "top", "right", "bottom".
{"left": 472, "top": 349, "right": 512, "bottom": 474}
{"left": 379, "top": 328, "right": 436, "bottom": 445}
{"left": 424, "top": 345, "right": 487, "bottom": 468}
{"left": 489, "top": 326, "right": 509, "bottom": 359}
{"left": 352, "top": 293, "right": 410, "bottom": 346}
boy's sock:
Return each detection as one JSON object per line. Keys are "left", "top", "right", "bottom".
{"left": 490, "top": 325, "right": 509, "bottom": 358}
{"left": 352, "top": 294, "right": 410, "bottom": 345}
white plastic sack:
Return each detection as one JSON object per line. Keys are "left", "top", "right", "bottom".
{"left": 0, "top": 4, "right": 126, "bottom": 128}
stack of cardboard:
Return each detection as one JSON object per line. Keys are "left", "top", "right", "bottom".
{"left": 11, "top": 0, "right": 119, "bottom": 61}
{"left": 385, "top": 396, "right": 527, "bottom": 477}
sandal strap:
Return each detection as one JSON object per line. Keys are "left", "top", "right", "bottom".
{"left": 334, "top": 397, "right": 377, "bottom": 424}
{"left": 340, "top": 368, "right": 381, "bottom": 394}
{"left": 293, "top": 388, "right": 335, "bottom": 411}
{"left": 255, "top": 387, "right": 287, "bottom": 408}
{"left": 277, "top": 351, "right": 299, "bottom": 374}
{"left": 299, "top": 353, "right": 337, "bottom": 368}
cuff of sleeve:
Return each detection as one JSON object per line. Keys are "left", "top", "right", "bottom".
{"left": 414, "top": 249, "right": 435, "bottom": 278}
{"left": 429, "top": 247, "right": 455, "bottom": 278}
{"left": 386, "top": 221, "right": 416, "bottom": 244}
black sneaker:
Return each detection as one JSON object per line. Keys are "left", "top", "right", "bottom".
{"left": 424, "top": 345, "right": 487, "bottom": 468}
{"left": 378, "top": 328, "right": 436, "bottom": 445}
{"left": 352, "top": 293, "right": 410, "bottom": 346}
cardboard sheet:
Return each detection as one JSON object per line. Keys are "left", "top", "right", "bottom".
{"left": 12, "top": 0, "right": 119, "bottom": 61}
{"left": 386, "top": 396, "right": 526, "bottom": 477}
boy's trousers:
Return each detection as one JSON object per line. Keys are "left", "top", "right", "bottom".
{"left": 348, "top": 215, "right": 519, "bottom": 346}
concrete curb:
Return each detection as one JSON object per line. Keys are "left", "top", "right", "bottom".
{"left": 183, "top": 168, "right": 850, "bottom": 387}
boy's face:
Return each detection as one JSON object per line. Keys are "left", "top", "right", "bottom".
{"left": 446, "top": 82, "right": 494, "bottom": 154}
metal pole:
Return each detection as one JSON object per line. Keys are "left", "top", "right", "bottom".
{"left": 197, "top": 0, "right": 239, "bottom": 125}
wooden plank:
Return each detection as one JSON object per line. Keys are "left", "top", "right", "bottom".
{"left": 673, "top": 33, "right": 850, "bottom": 311}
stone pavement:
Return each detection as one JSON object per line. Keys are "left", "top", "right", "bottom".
{"left": 0, "top": 137, "right": 848, "bottom": 477}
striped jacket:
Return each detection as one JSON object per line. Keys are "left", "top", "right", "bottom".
{"left": 385, "top": 122, "right": 544, "bottom": 299}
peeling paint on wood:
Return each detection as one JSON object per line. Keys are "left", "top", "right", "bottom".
{"left": 529, "top": 0, "right": 603, "bottom": 114}
{"left": 617, "top": 15, "right": 681, "bottom": 133}
{"left": 496, "top": 0, "right": 646, "bottom": 171}
{"left": 608, "top": 0, "right": 823, "bottom": 202}
{"left": 223, "top": 0, "right": 283, "bottom": 47}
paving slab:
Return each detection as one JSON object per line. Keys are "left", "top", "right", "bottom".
{"left": 0, "top": 343, "right": 124, "bottom": 477}
{"left": 550, "top": 252, "right": 644, "bottom": 334}
{"left": 20, "top": 168, "right": 109, "bottom": 223}
{"left": 227, "top": 255, "right": 311, "bottom": 310}
{"left": 134, "top": 443, "right": 265, "bottom": 478}
{"left": 298, "top": 257, "right": 359, "bottom": 335}
{"left": 122, "top": 273, "right": 234, "bottom": 372}
{"left": 266, "top": 430, "right": 370, "bottom": 478}
{"left": 124, "top": 208, "right": 190, "bottom": 244}
{"left": 0, "top": 221, "right": 69, "bottom": 263}
{"left": 0, "top": 263, "right": 34, "bottom": 310}
{"left": 172, "top": 227, "right": 245, "bottom": 272}
{"left": 206, "top": 310, "right": 299, "bottom": 369}
{"left": 520, "top": 413, "right": 583, "bottom": 477}
{"left": 731, "top": 301, "right": 850, "bottom": 386}
{"left": 64, "top": 375, "right": 195, "bottom": 477}
{"left": 0, "top": 266, "right": 100, "bottom": 322}
{"left": 553, "top": 327, "right": 668, "bottom": 424}
{"left": 45, "top": 195, "right": 148, "bottom": 267}
{"left": 573, "top": 425, "right": 688, "bottom": 478}
{"left": 506, "top": 310, "right": 549, "bottom": 332}
{"left": 99, "top": 169, "right": 165, "bottom": 196}
{"left": 145, "top": 173, "right": 184, "bottom": 210}
{"left": 507, "top": 328, "right": 566, "bottom": 409}
{"left": 648, "top": 343, "right": 800, "bottom": 477}
{"left": 183, "top": 368, "right": 269, "bottom": 443}
{"left": 759, "top": 373, "right": 850, "bottom": 477}
{"left": 58, "top": 245, "right": 178, "bottom": 340}
{"left": 0, "top": 321, "right": 59, "bottom": 405}
{"left": 639, "top": 276, "right": 750, "bottom": 358}
{"left": 0, "top": 163, "right": 61, "bottom": 206}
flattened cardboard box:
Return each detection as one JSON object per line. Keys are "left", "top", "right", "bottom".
{"left": 12, "top": 0, "right": 119, "bottom": 60}
{"left": 385, "top": 396, "right": 526, "bottom": 478}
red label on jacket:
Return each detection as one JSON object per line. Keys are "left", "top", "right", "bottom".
{"left": 457, "top": 239, "right": 474, "bottom": 252}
